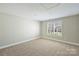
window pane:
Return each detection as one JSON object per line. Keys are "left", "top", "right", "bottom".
{"left": 47, "top": 20, "right": 62, "bottom": 33}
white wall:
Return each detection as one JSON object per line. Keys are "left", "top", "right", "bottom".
{"left": 0, "top": 12, "right": 40, "bottom": 47}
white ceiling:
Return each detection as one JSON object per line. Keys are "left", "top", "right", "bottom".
{"left": 0, "top": 3, "right": 79, "bottom": 21}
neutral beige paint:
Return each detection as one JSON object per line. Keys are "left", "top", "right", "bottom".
{"left": 0, "top": 12, "right": 40, "bottom": 47}
{"left": 77, "top": 18, "right": 79, "bottom": 43}
{"left": 40, "top": 14, "right": 79, "bottom": 44}
{"left": 62, "top": 15, "right": 78, "bottom": 43}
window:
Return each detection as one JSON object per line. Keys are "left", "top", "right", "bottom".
{"left": 47, "top": 20, "right": 62, "bottom": 36}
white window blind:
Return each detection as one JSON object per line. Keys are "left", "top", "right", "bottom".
{"left": 47, "top": 20, "right": 62, "bottom": 36}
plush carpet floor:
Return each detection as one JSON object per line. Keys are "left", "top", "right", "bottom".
{"left": 0, "top": 39, "right": 79, "bottom": 56}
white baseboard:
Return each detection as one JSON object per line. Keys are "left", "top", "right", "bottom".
{"left": 0, "top": 36, "right": 40, "bottom": 49}
{"left": 43, "top": 37, "right": 79, "bottom": 46}
{"left": 1, "top": 36, "right": 78, "bottom": 49}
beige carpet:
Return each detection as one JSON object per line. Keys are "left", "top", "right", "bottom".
{"left": 0, "top": 39, "right": 79, "bottom": 56}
